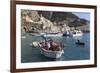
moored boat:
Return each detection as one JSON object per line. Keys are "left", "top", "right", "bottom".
{"left": 70, "top": 30, "right": 83, "bottom": 37}
{"left": 63, "top": 31, "right": 70, "bottom": 36}
{"left": 40, "top": 32, "right": 62, "bottom": 37}
{"left": 29, "top": 33, "right": 40, "bottom": 36}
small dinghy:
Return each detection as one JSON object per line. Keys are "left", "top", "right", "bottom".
{"left": 39, "top": 40, "right": 64, "bottom": 59}
{"left": 75, "top": 40, "right": 85, "bottom": 45}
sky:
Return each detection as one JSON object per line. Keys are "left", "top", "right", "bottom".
{"left": 72, "top": 12, "right": 90, "bottom": 21}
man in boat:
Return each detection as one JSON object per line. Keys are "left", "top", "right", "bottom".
{"left": 40, "top": 37, "right": 63, "bottom": 51}
{"left": 39, "top": 38, "right": 49, "bottom": 50}
{"left": 44, "top": 39, "right": 50, "bottom": 50}
{"left": 76, "top": 39, "right": 85, "bottom": 45}
{"left": 48, "top": 39, "right": 63, "bottom": 51}
{"left": 77, "top": 40, "right": 80, "bottom": 43}
{"left": 48, "top": 39, "right": 53, "bottom": 47}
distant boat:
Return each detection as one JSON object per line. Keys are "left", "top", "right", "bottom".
{"left": 29, "top": 33, "right": 40, "bottom": 36}
{"left": 75, "top": 40, "right": 85, "bottom": 45}
{"left": 21, "top": 36, "right": 26, "bottom": 39}
{"left": 70, "top": 30, "right": 83, "bottom": 37}
{"left": 38, "top": 42, "right": 64, "bottom": 59}
{"left": 40, "top": 32, "right": 62, "bottom": 37}
{"left": 63, "top": 31, "right": 70, "bottom": 36}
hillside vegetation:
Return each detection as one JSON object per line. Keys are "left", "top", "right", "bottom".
{"left": 21, "top": 10, "right": 90, "bottom": 33}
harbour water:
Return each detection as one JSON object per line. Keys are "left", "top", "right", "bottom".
{"left": 21, "top": 33, "right": 90, "bottom": 63}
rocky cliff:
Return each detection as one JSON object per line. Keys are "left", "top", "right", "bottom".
{"left": 21, "top": 10, "right": 90, "bottom": 33}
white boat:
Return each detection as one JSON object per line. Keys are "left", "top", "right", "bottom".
{"left": 70, "top": 30, "right": 83, "bottom": 37}
{"left": 29, "top": 33, "right": 40, "bottom": 36}
{"left": 40, "top": 32, "right": 62, "bottom": 37}
{"left": 63, "top": 31, "right": 70, "bottom": 36}
{"left": 39, "top": 42, "right": 64, "bottom": 59}
{"left": 21, "top": 36, "right": 26, "bottom": 39}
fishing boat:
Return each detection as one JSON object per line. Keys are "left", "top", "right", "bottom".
{"left": 70, "top": 30, "right": 83, "bottom": 37}
{"left": 40, "top": 32, "right": 62, "bottom": 37}
{"left": 38, "top": 41, "right": 64, "bottom": 59}
{"left": 63, "top": 31, "right": 70, "bottom": 36}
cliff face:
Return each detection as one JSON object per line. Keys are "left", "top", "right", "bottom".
{"left": 21, "top": 10, "right": 90, "bottom": 33}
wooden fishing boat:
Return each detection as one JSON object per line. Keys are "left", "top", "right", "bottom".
{"left": 39, "top": 42, "right": 64, "bottom": 59}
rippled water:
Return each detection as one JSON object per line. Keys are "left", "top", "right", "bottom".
{"left": 21, "top": 33, "right": 90, "bottom": 63}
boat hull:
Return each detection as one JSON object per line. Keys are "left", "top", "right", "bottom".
{"left": 70, "top": 30, "right": 83, "bottom": 37}
{"left": 40, "top": 33, "right": 62, "bottom": 37}
{"left": 72, "top": 33, "right": 83, "bottom": 37}
{"left": 40, "top": 48, "right": 64, "bottom": 59}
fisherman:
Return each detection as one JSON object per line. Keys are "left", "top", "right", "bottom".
{"left": 48, "top": 38, "right": 55, "bottom": 51}
{"left": 77, "top": 39, "right": 80, "bottom": 43}
{"left": 47, "top": 41, "right": 51, "bottom": 49}
{"left": 44, "top": 39, "right": 49, "bottom": 50}
{"left": 49, "top": 38, "right": 53, "bottom": 47}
